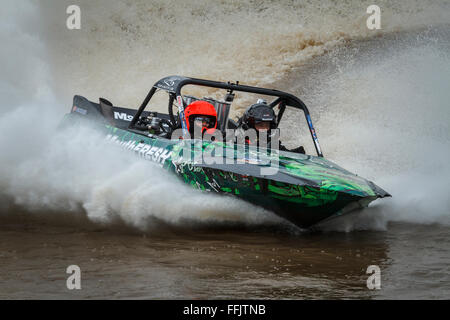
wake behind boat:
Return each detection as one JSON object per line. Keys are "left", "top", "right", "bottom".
{"left": 62, "top": 75, "right": 390, "bottom": 229}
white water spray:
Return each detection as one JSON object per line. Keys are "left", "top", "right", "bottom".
{"left": 0, "top": 0, "right": 281, "bottom": 230}
{"left": 315, "top": 34, "right": 450, "bottom": 230}
{"left": 1, "top": 0, "right": 449, "bottom": 232}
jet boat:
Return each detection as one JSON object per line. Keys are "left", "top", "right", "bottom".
{"left": 62, "top": 76, "right": 390, "bottom": 228}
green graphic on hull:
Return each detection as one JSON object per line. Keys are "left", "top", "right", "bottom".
{"left": 62, "top": 114, "right": 387, "bottom": 228}
{"left": 97, "top": 124, "right": 376, "bottom": 204}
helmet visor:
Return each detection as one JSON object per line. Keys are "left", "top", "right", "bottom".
{"left": 254, "top": 121, "right": 271, "bottom": 131}
{"left": 193, "top": 116, "right": 215, "bottom": 129}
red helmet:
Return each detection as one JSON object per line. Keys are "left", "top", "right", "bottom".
{"left": 184, "top": 100, "right": 217, "bottom": 135}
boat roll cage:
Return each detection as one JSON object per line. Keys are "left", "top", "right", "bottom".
{"left": 130, "top": 75, "right": 323, "bottom": 157}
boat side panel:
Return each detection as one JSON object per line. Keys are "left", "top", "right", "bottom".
{"left": 60, "top": 115, "right": 381, "bottom": 228}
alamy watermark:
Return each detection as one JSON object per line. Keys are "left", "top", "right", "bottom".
{"left": 66, "top": 265, "right": 81, "bottom": 290}
{"left": 66, "top": 5, "right": 81, "bottom": 30}
{"left": 171, "top": 126, "right": 281, "bottom": 167}
{"left": 366, "top": 265, "right": 381, "bottom": 290}
{"left": 67, "top": 5, "right": 380, "bottom": 31}
{"left": 367, "top": 5, "right": 381, "bottom": 30}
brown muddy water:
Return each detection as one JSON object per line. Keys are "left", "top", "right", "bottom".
{"left": 0, "top": 210, "right": 449, "bottom": 299}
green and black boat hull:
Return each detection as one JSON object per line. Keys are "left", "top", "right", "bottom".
{"left": 63, "top": 95, "right": 390, "bottom": 228}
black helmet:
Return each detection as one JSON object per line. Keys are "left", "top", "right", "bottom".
{"left": 241, "top": 103, "right": 277, "bottom": 130}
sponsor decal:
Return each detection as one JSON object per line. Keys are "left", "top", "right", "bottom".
{"left": 306, "top": 114, "right": 322, "bottom": 155}
{"left": 236, "top": 157, "right": 262, "bottom": 165}
{"left": 72, "top": 106, "right": 87, "bottom": 115}
{"left": 154, "top": 76, "right": 184, "bottom": 91}
{"left": 176, "top": 96, "right": 184, "bottom": 111}
{"left": 164, "top": 79, "right": 175, "bottom": 87}
{"left": 114, "top": 112, "right": 134, "bottom": 121}
{"left": 177, "top": 95, "right": 189, "bottom": 136}
{"left": 106, "top": 134, "right": 172, "bottom": 166}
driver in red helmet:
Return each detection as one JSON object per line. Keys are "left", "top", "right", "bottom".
{"left": 184, "top": 100, "right": 218, "bottom": 138}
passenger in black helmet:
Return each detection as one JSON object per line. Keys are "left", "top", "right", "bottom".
{"left": 238, "top": 100, "right": 305, "bottom": 154}
{"left": 241, "top": 100, "right": 277, "bottom": 131}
